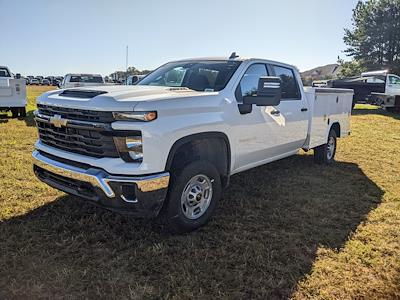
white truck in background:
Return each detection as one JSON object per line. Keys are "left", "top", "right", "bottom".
{"left": 363, "top": 70, "right": 400, "bottom": 112}
{"left": 126, "top": 75, "right": 145, "bottom": 85}
{"left": 32, "top": 55, "right": 353, "bottom": 233}
{"left": 60, "top": 74, "right": 105, "bottom": 89}
{"left": 0, "top": 66, "right": 27, "bottom": 118}
{"left": 313, "top": 70, "right": 400, "bottom": 112}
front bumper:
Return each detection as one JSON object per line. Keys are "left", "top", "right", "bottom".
{"left": 32, "top": 150, "right": 170, "bottom": 218}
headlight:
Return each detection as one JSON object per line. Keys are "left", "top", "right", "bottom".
{"left": 114, "top": 135, "right": 143, "bottom": 162}
{"left": 113, "top": 111, "right": 157, "bottom": 122}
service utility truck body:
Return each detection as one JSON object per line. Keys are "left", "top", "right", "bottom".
{"left": 0, "top": 66, "right": 27, "bottom": 118}
{"left": 32, "top": 56, "right": 353, "bottom": 233}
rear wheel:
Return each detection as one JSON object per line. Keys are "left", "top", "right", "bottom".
{"left": 314, "top": 129, "right": 337, "bottom": 164}
{"left": 163, "top": 160, "right": 222, "bottom": 233}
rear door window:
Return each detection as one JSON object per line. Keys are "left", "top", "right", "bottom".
{"left": 272, "top": 65, "right": 301, "bottom": 99}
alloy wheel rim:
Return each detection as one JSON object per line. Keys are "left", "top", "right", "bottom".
{"left": 327, "top": 136, "right": 335, "bottom": 160}
{"left": 181, "top": 174, "right": 213, "bottom": 220}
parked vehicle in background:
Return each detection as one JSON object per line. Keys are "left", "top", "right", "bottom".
{"left": 30, "top": 78, "right": 40, "bottom": 85}
{"left": 53, "top": 79, "right": 61, "bottom": 87}
{"left": 36, "top": 76, "right": 44, "bottom": 81}
{"left": 41, "top": 78, "right": 51, "bottom": 86}
{"left": 126, "top": 75, "right": 145, "bottom": 85}
{"left": 0, "top": 65, "right": 27, "bottom": 118}
{"left": 60, "top": 74, "right": 105, "bottom": 89}
{"left": 45, "top": 76, "right": 54, "bottom": 84}
{"left": 313, "top": 70, "right": 400, "bottom": 111}
{"left": 32, "top": 55, "right": 353, "bottom": 233}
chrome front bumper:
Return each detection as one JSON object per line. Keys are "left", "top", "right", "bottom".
{"left": 32, "top": 150, "right": 170, "bottom": 216}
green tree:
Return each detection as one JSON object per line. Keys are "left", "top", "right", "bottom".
{"left": 337, "top": 59, "right": 367, "bottom": 78}
{"left": 344, "top": 0, "right": 400, "bottom": 74}
{"left": 126, "top": 66, "right": 152, "bottom": 76}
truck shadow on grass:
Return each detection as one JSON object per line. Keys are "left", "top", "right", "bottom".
{"left": 353, "top": 107, "right": 400, "bottom": 120}
{"left": 0, "top": 155, "right": 383, "bottom": 299}
{"left": 23, "top": 109, "right": 36, "bottom": 127}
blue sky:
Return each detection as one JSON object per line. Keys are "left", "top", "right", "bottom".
{"left": 0, "top": 0, "right": 358, "bottom": 76}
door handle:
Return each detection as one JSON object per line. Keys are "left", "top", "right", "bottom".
{"left": 270, "top": 110, "right": 281, "bottom": 116}
{"left": 301, "top": 108, "right": 308, "bottom": 112}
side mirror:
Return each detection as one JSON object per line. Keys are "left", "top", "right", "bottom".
{"left": 15, "top": 73, "right": 21, "bottom": 79}
{"left": 243, "top": 76, "right": 281, "bottom": 106}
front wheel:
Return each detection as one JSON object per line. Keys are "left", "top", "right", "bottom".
{"left": 163, "top": 160, "right": 222, "bottom": 233}
{"left": 314, "top": 129, "right": 337, "bottom": 164}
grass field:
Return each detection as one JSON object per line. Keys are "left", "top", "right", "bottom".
{"left": 0, "top": 86, "right": 399, "bottom": 299}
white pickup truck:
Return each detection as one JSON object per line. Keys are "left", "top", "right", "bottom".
{"left": 0, "top": 66, "right": 27, "bottom": 118}
{"left": 32, "top": 56, "right": 353, "bottom": 233}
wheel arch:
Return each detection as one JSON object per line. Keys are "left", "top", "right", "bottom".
{"left": 165, "top": 132, "right": 232, "bottom": 188}
{"left": 330, "top": 122, "right": 341, "bottom": 138}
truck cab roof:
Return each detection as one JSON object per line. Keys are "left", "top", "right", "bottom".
{"left": 65, "top": 73, "right": 102, "bottom": 77}
{"left": 361, "top": 70, "right": 390, "bottom": 77}
{"left": 169, "top": 57, "right": 299, "bottom": 71}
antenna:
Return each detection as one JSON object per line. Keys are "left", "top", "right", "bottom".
{"left": 229, "top": 52, "right": 239, "bottom": 59}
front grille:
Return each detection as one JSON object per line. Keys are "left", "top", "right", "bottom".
{"left": 36, "top": 105, "right": 119, "bottom": 158}
{"left": 37, "top": 104, "right": 114, "bottom": 122}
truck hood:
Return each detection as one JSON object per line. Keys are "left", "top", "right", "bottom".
{"left": 37, "top": 85, "right": 219, "bottom": 111}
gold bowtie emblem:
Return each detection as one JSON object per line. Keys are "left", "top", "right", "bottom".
{"left": 49, "top": 114, "right": 68, "bottom": 128}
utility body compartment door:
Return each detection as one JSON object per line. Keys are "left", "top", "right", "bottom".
{"left": 0, "top": 79, "right": 26, "bottom": 107}
{"left": 303, "top": 87, "right": 353, "bottom": 149}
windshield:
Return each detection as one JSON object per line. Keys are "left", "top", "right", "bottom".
{"left": 70, "top": 75, "right": 103, "bottom": 83}
{"left": 138, "top": 60, "right": 242, "bottom": 91}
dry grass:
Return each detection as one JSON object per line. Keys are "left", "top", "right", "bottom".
{"left": 0, "top": 86, "right": 399, "bottom": 299}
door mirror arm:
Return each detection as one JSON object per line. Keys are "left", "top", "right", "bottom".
{"left": 235, "top": 84, "right": 253, "bottom": 114}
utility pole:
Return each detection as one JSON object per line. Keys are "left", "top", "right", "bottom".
{"left": 125, "top": 45, "right": 129, "bottom": 74}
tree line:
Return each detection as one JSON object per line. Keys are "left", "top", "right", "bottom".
{"left": 340, "top": 0, "right": 400, "bottom": 77}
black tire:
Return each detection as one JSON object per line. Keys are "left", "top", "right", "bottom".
{"left": 19, "top": 107, "right": 26, "bottom": 118}
{"left": 314, "top": 129, "right": 337, "bottom": 164}
{"left": 163, "top": 160, "right": 222, "bottom": 233}
{"left": 11, "top": 108, "right": 18, "bottom": 118}
{"left": 352, "top": 96, "right": 356, "bottom": 110}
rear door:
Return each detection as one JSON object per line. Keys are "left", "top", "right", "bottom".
{"left": 268, "top": 64, "right": 309, "bottom": 153}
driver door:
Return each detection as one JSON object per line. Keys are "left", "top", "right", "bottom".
{"left": 233, "top": 63, "right": 287, "bottom": 170}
